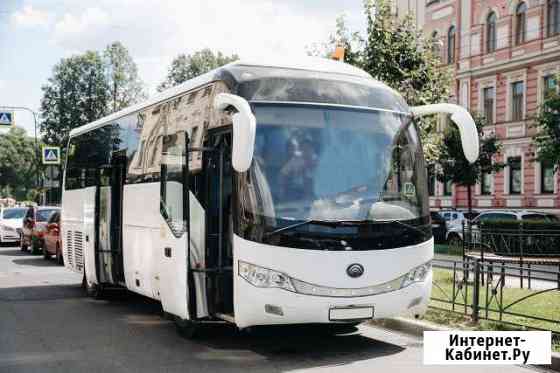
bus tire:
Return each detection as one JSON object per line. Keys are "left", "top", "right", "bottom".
{"left": 174, "top": 317, "right": 198, "bottom": 339}
{"left": 82, "top": 273, "right": 105, "bottom": 299}
{"left": 56, "top": 246, "right": 64, "bottom": 265}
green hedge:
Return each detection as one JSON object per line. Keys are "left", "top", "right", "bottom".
{"left": 476, "top": 220, "right": 560, "bottom": 256}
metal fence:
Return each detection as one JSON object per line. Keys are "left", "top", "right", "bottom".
{"left": 431, "top": 258, "right": 560, "bottom": 345}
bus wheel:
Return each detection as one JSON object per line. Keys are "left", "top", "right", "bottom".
{"left": 174, "top": 317, "right": 198, "bottom": 339}
{"left": 56, "top": 247, "right": 64, "bottom": 265}
{"left": 82, "top": 273, "right": 104, "bottom": 299}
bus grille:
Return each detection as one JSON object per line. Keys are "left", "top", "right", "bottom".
{"left": 74, "top": 231, "right": 84, "bottom": 271}
{"left": 66, "top": 230, "right": 73, "bottom": 267}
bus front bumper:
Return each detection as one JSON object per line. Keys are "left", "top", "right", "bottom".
{"left": 234, "top": 271, "right": 432, "bottom": 329}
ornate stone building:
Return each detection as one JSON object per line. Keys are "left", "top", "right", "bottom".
{"left": 398, "top": 0, "right": 560, "bottom": 212}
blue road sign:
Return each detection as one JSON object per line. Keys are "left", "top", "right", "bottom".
{"left": 0, "top": 111, "right": 14, "bottom": 126}
{"left": 42, "top": 146, "right": 61, "bottom": 165}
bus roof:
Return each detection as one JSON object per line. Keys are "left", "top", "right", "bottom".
{"left": 68, "top": 57, "right": 377, "bottom": 138}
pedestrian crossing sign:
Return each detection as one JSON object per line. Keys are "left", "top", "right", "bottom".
{"left": 0, "top": 111, "right": 14, "bottom": 127}
{"left": 42, "top": 146, "right": 61, "bottom": 165}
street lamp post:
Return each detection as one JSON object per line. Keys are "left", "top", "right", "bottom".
{"left": 0, "top": 105, "right": 41, "bottom": 194}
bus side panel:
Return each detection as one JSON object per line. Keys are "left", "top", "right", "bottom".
{"left": 61, "top": 187, "right": 96, "bottom": 281}
{"left": 122, "top": 182, "right": 162, "bottom": 299}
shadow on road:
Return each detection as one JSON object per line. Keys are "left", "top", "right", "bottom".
{"left": 0, "top": 248, "right": 28, "bottom": 256}
{"left": 12, "top": 257, "right": 60, "bottom": 267}
{"left": 1, "top": 285, "right": 406, "bottom": 372}
{"left": 0, "top": 284, "right": 84, "bottom": 302}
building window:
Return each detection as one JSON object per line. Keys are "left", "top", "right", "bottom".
{"left": 511, "top": 81, "right": 524, "bottom": 121}
{"left": 541, "top": 161, "right": 555, "bottom": 193}
{"left": 481, "top": 172, "right": 493, "bottom": 195}
{"left": 483, "top": 86, "right": 495, "bottom": 124}
{"left": 548, "top": 0, "right": 560, "bottom": 36}
{"left": 447, "top": 26, "right": 456, "bottom": 64}
{"left": 515, "top": 2, "right": 527, "bottom": 45}
{"left": 487, "top": 12, "right": 497, "bottom": 52}
{"left": 428, "top": 164, "right": 436, "bottom": 196}
{"left": 508, "top": 156, "right": 522, "bottom": 194}
{"left": 543, "top": 75, "right": 558, "bottom": 100}
{"left": 431, "top": 31, "right": 441, "bottom": 59}
{"left": 443, "top": 180, "right": 453, "bottom": 196}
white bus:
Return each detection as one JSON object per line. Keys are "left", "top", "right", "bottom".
{"left": 61, "top": 57, "right": 478, "bottom": 336}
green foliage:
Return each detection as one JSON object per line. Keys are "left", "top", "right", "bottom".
{"left": 40, "top": 50, "right": 109, "bottom": 148}
{"left": 0, "top": 127, "right": 43, "bottom": 200}
{"left": 306, "top": 13, "right": 364, "bottom": 66}
{"left": 362, "top": 0, "right": 450, "bottom": 107}
{"left": 309, "top": 1, "right": 451, "bottom": 162}
{"left": 533, "top": 81, "right": 560, "bottom": 170}
{"left": 436, "top": 113, "right": 504, "bottom": 187}
{"left": 104, "top": 41, "right": 146, "bottom": 113}
{"left": 158, "top": 49, "right": 238, "bottom": 91}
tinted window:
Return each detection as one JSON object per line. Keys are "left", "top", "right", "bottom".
{"left": 65, "top": 123, "right": 123, "bottom": 190}
{"left": 36, "top": 209, "right": 57, "bottom": 222}
{"left": 48, "top": 211, "right": 60, "bottom": 224}
{"left": 480, "top": 213, "right": 517, "bottom": 221}
{"left": 2, "top": 208, "right": 27, "bottom": 219}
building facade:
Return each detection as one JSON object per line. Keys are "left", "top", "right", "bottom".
{"left": 412, "top": 0, "right": 560, "bottom": 212}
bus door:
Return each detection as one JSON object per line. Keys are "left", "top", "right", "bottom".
{"left": 197, "top": 130, "right": 233, "bottom": 317}
{"left": 95, "top": 151, "right": 126, "bottom": 285}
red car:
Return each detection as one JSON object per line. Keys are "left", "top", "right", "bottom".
{"left": 20, "top": 206, "right": 60, "bottom": 254}
{"left": 43, "top": 210, "right": 63, "bottom": 264}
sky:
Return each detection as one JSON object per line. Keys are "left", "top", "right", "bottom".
{"left": 0, "top": 0, "right": 367, "bottom": 137}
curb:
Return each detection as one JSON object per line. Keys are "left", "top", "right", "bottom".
{"left": 370, "top": 317, "right": 560, "bottom": 372}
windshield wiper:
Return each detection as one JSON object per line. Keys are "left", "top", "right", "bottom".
{"left": 265, "top": 219, "right": 341, "bottom": 237}
{"left": 381, "top": 219, "right": 428, "bottom": 236}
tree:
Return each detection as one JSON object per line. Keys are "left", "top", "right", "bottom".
{"left": 533, "top": 78, "right": 560, "bottom": 170}
{"left": 436, "top": 113, "right": 504, "bottom": 213}
{"left": 310, "top": 1, "right": 451, "bottom": 163}
{"left": 307, "top": 14, "right": 364, "bottom": 66}
{"left": 158, "top": 49, "right": 238, "bottom": 91}
{"left": 0, "top": 127, "right": 43, "bottom": 200}
{"left": 104, "top": 41, "right": 146, "bottom": 113}
{"left": 40, "top": 51, "right": 109, "bottom": 147}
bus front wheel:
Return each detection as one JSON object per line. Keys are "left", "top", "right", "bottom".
{"left": 82, "top": 273, "right": 105, "bottom": 299}
{"left": 174, "top": 317, "right": 198, "bottom": 339}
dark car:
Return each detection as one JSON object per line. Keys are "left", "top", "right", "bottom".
{"left": 20, "top": 206, "right": 60, "bottom": 254}
{"left": 430, "top": 211, "right": 447, "bottom": 244}
{"left": 43, "top": 210, "right": 63, "bottom": 264}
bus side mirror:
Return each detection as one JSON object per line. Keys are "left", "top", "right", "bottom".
{"left": 214, "top": 93, "right": 256, "bottom": 172}
{"left": 410, "top": 103, "right": 480, "bottom": 164}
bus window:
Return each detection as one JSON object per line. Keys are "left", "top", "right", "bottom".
{"left": 160, "top": 133, "right": 187, "bottom": 237}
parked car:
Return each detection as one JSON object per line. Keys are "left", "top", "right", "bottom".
{"left": 0, "top": 207, "right": 27, "bottom": 245}
{"left": 430, "top": 211, "right": 447, "bottom": 243}
{"left": 447, "top": 210, "right": 559, "bottom": 248}
{"left": 439, "top": 209, "right": 480, "bottom": 234}
{"left": 43, "top": 210, "right": 63, "bottom": 264}
{"left": 20, "top": 206, "right": 60, "bottom": 254}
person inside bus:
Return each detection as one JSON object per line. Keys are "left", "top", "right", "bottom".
{"left": 278, "top": 135, "right": 318, "bottom": 202}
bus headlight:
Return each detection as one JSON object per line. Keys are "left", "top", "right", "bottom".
{"left": 401, "top": 262, "right": 431, "bottom": 288}
{"left": 238, "top": 261, "right": 295, "bottom": 292}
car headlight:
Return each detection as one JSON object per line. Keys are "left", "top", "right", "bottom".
{"left": 238, "top": 261, "right": 295, "bottom": 292}
{"left": 238, "top": 260, "right": 431, "bottom": 297}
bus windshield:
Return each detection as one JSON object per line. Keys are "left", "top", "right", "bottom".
{"left": 235, "top": 102, "right": 430, "bottom": 247}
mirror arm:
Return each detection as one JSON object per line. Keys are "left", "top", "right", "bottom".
{"left": 410, "top": 103, "right": 480, "bottom": 164}
{"left": 214, "top": 93, "right": 256, "bottom": 172}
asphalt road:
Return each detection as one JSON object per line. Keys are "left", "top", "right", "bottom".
{"left": 0, "top": 244, "right": 548, "bottom": 373}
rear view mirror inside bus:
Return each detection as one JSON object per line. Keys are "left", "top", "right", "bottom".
{"left": 214, "top": 93, "right": 256, "bottom": 172}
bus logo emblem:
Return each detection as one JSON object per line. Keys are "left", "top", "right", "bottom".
{"left": 346, "top": 264, "right": 364, "bottom": 278}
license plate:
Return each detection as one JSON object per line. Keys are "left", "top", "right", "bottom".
{"left": 329, "top": 307, "right": 374, "bottom": 321}
{"left": 432, "top": 224, "right": 439, "bottom": 228}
